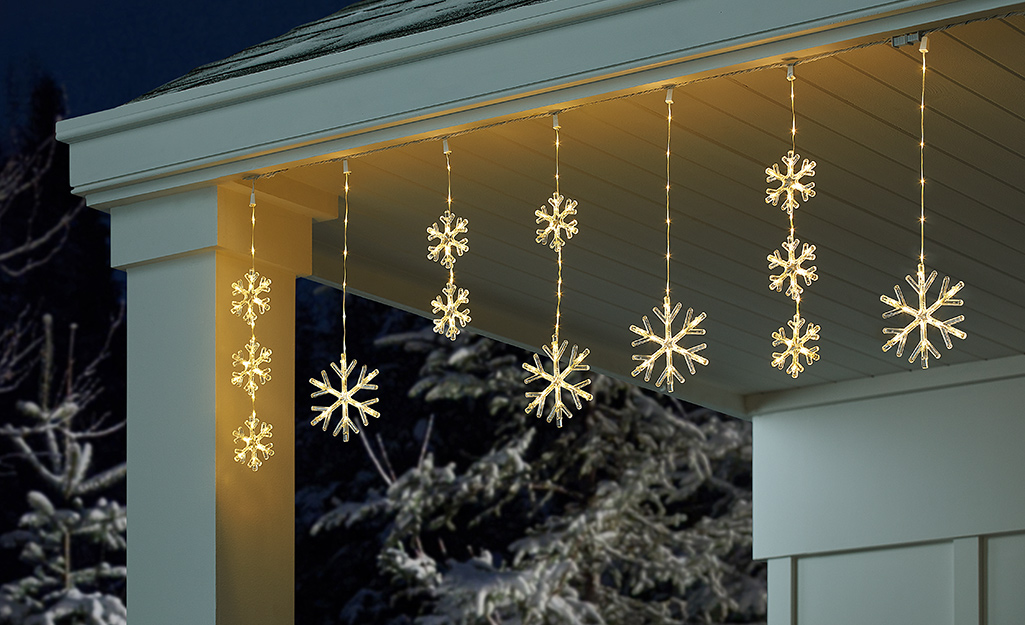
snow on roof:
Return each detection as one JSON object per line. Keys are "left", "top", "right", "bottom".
{"left": 138, "top": 0, "right": 552, "bottom": 101}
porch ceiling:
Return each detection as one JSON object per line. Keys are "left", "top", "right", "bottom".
{"left": 284, "top": 15, "right": 1025, "bottom": 416}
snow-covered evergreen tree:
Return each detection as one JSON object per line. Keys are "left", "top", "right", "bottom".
{"left": 0, "top": 315, "right": 127, "bottom": 625}
{"left": 311, "top": 328, "right": 764, "bottom": 624}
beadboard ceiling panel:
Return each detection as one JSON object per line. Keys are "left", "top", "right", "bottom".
{"left": 292, "top": 15, "right": 1025, "bottom": 416}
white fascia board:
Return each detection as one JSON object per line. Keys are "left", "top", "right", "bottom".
{"left": 745, "top": 353, "right": 1025, "bottom": 417}
{"left": 57, "top": 0, "right": 1022, "bottom": 208}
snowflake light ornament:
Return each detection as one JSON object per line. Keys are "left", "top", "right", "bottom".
{"left": 230, "top": 183, "right": 275, "bottom": 470}
{"left": 771, "top": 313, "right": 820, "bottom": 379}
{"left": 427, "top": 213, "right": 469, "bottom": 269}
{"left": 233, "top": 412, "right": 274, "bottom": 471}
{"left": 523, "top": 337, "right": 592, "bottom": 428}
{"left": 309, "top": 163, "right": 384, "bottom": 441}
{"left": 431, "top": 282, "right": 471, "bottom": 340}
{"left": 310, "top": 354, "right": 380, "bottom": 442}
{"left": 881, "top": 263, "right": 965, "bottom": 369}
{"left": 879, "top": 37, "right": 967, "bottom": 368}
{"left": 427, "top": 140, "right": 471, "bottom": 341}
{"left": 535, "top": 192, "right": 579, "bottom": 252}
{"left": 524, "top": 114, "right": 593, "bottom": 425}
{"left": 630, "top": 89, "right": 709, "bottom": 391}
{"left": 631, "top": 297, "right": 708, "bottom": 393}
{"left": 231, "top": 336, "right": 272, "bottom": 398}
{"left": 763, "top": 65, "right": 821, "bottom": 378}
{"left": 767, "top": 235, "right": 817, "bottom": 300}
{"left": 765, "top": 150, "right": 816, "bottom": 217}
{"left": 230, "top": 268, "right": 271, "bottom": 327}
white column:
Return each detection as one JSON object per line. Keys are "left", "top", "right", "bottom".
{"left": 111, "top": 185, "right": 315, "bottom": 624}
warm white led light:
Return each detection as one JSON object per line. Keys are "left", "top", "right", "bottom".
{"left": 232, "top": 184, "right": 275, "bottom": 470}
{"left": 523, "top": 336, "right": 592, "bottom": 428}
{"left": 631, "top": 296, "right": 707, "bottom": 393}
{"left": 764, "top": 66, "right": 820, "bottom": 377}
{"left": 767, "top": 234, "right": 817, "bottom": 300}
{"left": 771, "top": 313, "right": 821, "bottom": 379}
{"left": 310, "top": 354, "right": 381, "bottom": 442}
{"left": 525, "top": 114, "right": 592, "bottom": 424}
{"left": 630, "top": 89, "right": 708, "bottom": 391}
{"left": 879, "top": 36, "right": 966, "bottom": 368}
{"left": 233, "top": 412, "right": 274, "bottom": 472}
{"left": 428, "top": 142, "right": 471, "bottom": 341}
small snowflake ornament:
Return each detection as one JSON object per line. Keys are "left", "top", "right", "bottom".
{"left": 523, "top": 337, "right": 592, "bottom": 428}
{"left": 310, "top": 354, "right": 380, "bottom": 441}
{"left": 771, "top": 312, "right": 820, "bottom": 379}
{"left": 630, "top": 296, "right": 708, "bottom": 393}
{"left": 231, "top": 336, "right": 272, "bottom": 398}
{"left": 431, "top": 282, "right": 471, "bottom": 340}
{"left": 230, "top": 268, "right": 271, "bottom": 328}
{"left": 535, "top": 192, "right": 579, "bottom": 252}
{"left": 233, "top": 412, "right": 274, "bottom": 471}
{"left": 427, "top": 213, "right": 469, "bottom": 269}
{"left": 880, "top": 263, "right": 965, "bottom": 369}
{"left": 765, "top": 150, "right": 816, "bottom": 216}
{"left": 767, "top": 235, "right": 817, "bottom": 301}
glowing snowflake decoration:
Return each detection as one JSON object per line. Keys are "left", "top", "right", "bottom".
{"left": 523, "top": 337, "right": 592, "bottom": 428}
{"left": 767, "top": 235, "right": 817, "bottom": 301}
{"left": 427, "top": 213, "right": 469, "bottom": 269}
{"left": 310, "top": 354, "right": 380, "bottom": 441}
{"left": 765, "top": 150, "right": 816, "bottom": 216}
{"left": 630, "top": 297, "right": 708, "bottom": 393}
{"left": 880, "top": 263, "right": 965, "bottom": 369}
{"left": 233, "top": 412, "right": 274, "bottom": 472}
{"left": 230, "top": 269, "right": 271, "bottom": 328}
{"left": 535, "top": 192, "right": 579, "bottom": 252}
{"left": 771, "top": 313, "right": 820, "bottom": 379}
{"left": 431, "top": 282, "right": 471, "bottom": 341}
{"left": 231, "top": 336, "right": 272, "bottom": 398}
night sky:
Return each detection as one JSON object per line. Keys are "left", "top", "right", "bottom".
{"left": 1, "top": 0, "right": 357, "bottom": 127}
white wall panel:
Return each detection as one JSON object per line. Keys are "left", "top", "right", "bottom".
{"left": 987, "top": 533, "right": 1025, "bottom": 625}
{"left": 796, "top": 543, "right": 953, "bottom": 625}
{"left": 753, "top": 376, "right": 1025, "bottom": 559}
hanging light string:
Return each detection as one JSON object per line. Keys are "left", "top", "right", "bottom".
{"left": 788, "top": 66, "right": 799, "bottom": 319}
{"left": 878, "top": 35, "right": 965, "bottom": 369}
{"left": 249, "top": 182, "right": 257, "bottom": 419}
{"left": 665, "top": 89, "right": 672, "bottom": 305}
{"left": 426, "top": 139, "right": 471, "bottom": 340}
{"left": 627, "top": 88, "right": 708, "bottom": 392}
{"left": 554, "top": 114, "right": 563, "bottom": 346}
{"left": 230, "top": 183, "right": 274, "bottom": 470}
{"left": 342, "top": 161, "right": 350, "bottom": 356}
{"left": 522, "top": 113, "right": 591, "bottom": 428}
{"left": 445, "top": 142, "right": 455, "bottom": 290}
{"left": 919, "top": 43, "right": 927, "bottom": 265}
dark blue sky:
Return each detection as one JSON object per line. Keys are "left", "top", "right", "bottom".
{"left": 1, "top": 0, "right": 356, "bottom": 126}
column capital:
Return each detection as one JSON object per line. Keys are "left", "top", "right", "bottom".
{"left": 109, "top": 184, "right": 329, "bottom": 276}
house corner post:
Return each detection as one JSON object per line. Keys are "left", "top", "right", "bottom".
{"left": 110, "top": 185, "right": 312, "bottom": 624}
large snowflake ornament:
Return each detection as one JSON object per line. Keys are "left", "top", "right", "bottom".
{"left": 765, "top": 150, "right": 816, "bottom": 216}
{"left": 431, "top": 282, "right": 471, "bottom": 340}
{"left": 767, "top": 235, "right": 817, "bottom": 300}
{"left": 231, "top": 336, "right": 272, "bottom": 398}
{"left": 630, "top": 297, "right": 708, "bottom": 393}
{"left": 771, "top": 313, "right": 820, "bottom": 379}
{"left": 522, "top": 337, "right": 592, "bottom": 428}
{"left": 310, "top": 354, "right": 380, "bottom": 441}
{"left": 230, "top": 269, "right": 271, "bottom": 328}
{"left": 427, "top": 213, "right": 469, "bottom": 269}
{"left": 233, "top": 412, "right": 274, "bottom": 471}
{"left": 535, "top": 192, "right": 579, "bottom": 252}
{"left": 880, "top": 263, "right": 965, "bottom": 369}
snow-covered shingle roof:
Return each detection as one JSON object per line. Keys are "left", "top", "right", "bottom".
{"left": 138, "top": 0, "right": 552, "bottom": 101}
